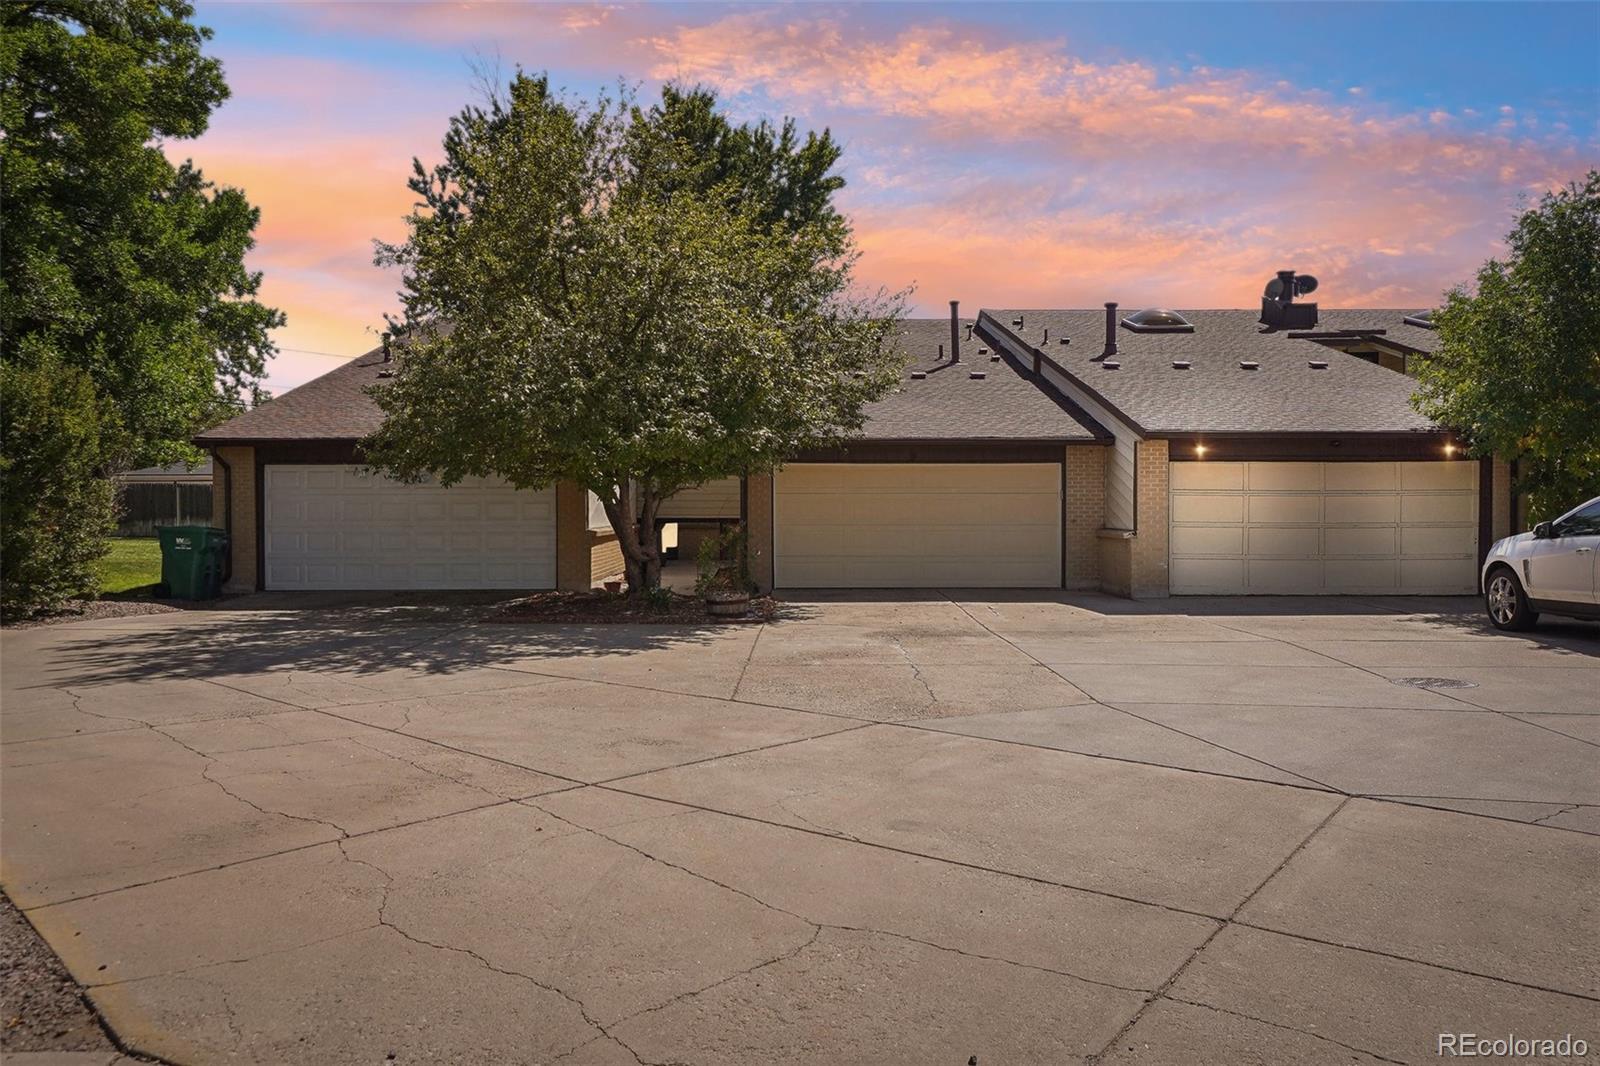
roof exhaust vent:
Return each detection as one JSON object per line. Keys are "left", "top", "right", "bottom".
{"left": 1239, "top": 360, "right": 1260, "bottom": 370}
{"left": 1172, "top": 360, "right": 1191, "bottom": 370}
{"left": 910, "top": 371, "right": 927, "bottom": 380}
{"left": 969, "top": 371, "right": 986, "bottom": 380}
{"left": 1100, "top": 302, "right": 1119, "bottom": 360}
{"left": 938, "top": 343, "right": 944, "bottom": 359}
{"left": 949, "top": 300, "right": 961, "bottom": 363}
{"left": 977, "top": 347, "right": 989, "bottom": 356}
{"left": 381, "top": 331, "right": 393, "bottom": 364}
{"left": 1308, "top": 359, "right": 1329, "bottom": 370}
{"left": 1259, "top": 270, "right": 1319, "bottom": 330}
{"left": 1011, "top": 315, "right": 1025, "bottom": 328}
{"left": 1102, "top": 359, "right": 1121, "bottom": 370}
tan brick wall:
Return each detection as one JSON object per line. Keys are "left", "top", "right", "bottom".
{"left": 1130, "top": 439, "right": 1171, "bottom": 598}
{"left": 211, "top": 446, "right": 256, "bottom": 593}
{"left": 1064, "top": 446, "right": 1105, "bottom": 589}
{"left": 555, "top": 481, "right": 590, "bottom": 591}
{"left": 746, "top": 472, "right": 773, "bottom": 592}
{"left": 589, "top": 532, "right": 624, "bottom": 584}
{"left": 1097, "top": 531, "right": 1133, "bottom": 597}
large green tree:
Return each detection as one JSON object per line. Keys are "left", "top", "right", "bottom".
{"left": 365, "top": 76, "right": 905, "bottom": 591}
{"left": 1, "top": 0, "right": 280, "bottom": 612}
{"left": 1413, "top": 172, "right": 1600, "bottom": 520}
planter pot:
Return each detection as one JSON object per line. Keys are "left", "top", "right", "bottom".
{"left": 603, "top": 580, "right": 623, "bottom": 594}
{"left": 703, "top": 589, "right": 752, "bottom": 618}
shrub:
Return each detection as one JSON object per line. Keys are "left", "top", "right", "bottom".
{"left": 1, "top": 356, "right": 116, "bottom": 618}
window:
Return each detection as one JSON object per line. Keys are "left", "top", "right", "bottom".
{"left": 1121, "top": 308, "right": 1195, "bottom": 333}
{"left": 1553, "top": 500, "right": 1600, "bottom": 537}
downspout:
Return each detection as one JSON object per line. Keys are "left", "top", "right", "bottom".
{"left": 210, "top": 447, "right": 233, "bottom": 584}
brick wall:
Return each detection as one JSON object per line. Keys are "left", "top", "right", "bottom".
{"left": 746, "top": 472, "right": 774, "bottom": 591}
{"left": 1064, "top": 446, "right": 1105, "bottom": 589}
{"left": 589, "top": 532, "right": 624, "bottom": 584}
{"left": 555, "top": 481, "right": 590, "bottom": 591}
{"left": 211, "top": 446, "right": 256, "bottom": 593}
{"left": 1130, "top": 439, "right": 1171, "bottom": 598}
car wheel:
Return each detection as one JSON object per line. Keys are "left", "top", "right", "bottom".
{"left": 1485, "top": 567, "right": 1537, "bottom": 631}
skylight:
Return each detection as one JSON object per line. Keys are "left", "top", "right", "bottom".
{"left": 1403, "top": 309, "right": 1437, "bottom": 330}
{"left": 1121, "top": 308, "right": 1195, "bottom": 333}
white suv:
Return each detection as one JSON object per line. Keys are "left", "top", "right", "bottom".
{"left": 1482, "top": 495, "right": 1600, "bottom": 630}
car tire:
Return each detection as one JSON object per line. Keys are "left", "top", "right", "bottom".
{"left": 1485, "top": 566, "right": 1537, "bottom": 631}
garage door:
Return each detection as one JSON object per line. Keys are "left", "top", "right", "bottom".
{"left": 263, "top": 466, "right": 556, "bottom": 590}
{"left": 774, "top": 463, "right": 1061, "bottom": 588}
{"left": 1169, "top": 461, "right": 1477, "bottom": 594}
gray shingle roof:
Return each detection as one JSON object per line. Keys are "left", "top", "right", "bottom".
{"left": 857, "top": 318, "right": 1107, "bottom": 441}
{"left": 198, "top": 319, "right": 1109, "bottom": 445}
{"left": 981, "top": 309, "right": 1444, "bottom": 436}
{"left": 196, "top": 346, "right": 390, "bottom": 443}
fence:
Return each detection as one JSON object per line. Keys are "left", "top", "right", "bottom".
{"left": 117, "top": 482, "right": 214, "bottom": 537}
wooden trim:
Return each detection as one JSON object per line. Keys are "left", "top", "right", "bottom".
{"left": 793, "top": 441, "right": 1078, "bottom": 464}
{"left": 1478, "top": 456, "right": 1494, "bottom": 571}
{"left": 253, "top": 451, "right": 265, "bottom": 591}
{"left": 1059, "top": 452, "right": 1068, "bottom": 589}
{"left": 1163, "top": 433, "right": 1462, "bottom": 462}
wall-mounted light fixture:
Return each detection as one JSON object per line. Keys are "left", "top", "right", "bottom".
{"left": 1443, "top": 442, "right": 1457, "bottom": 457}
{"left": 1195, "top": 443, "right": 1208, "bottom": 458}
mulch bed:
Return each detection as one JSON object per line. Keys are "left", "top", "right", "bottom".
{"left": 1, "top": 598, "right": 188, "bottom": 629}
{"left": 489, "top": 589, "right": 782, "bottom": 624}
{"left": 1, "top": 889, "right": 131, "bottom": 1057}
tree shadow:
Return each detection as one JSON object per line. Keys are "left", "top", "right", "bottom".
{"left": 36, "top": 591, "right": 744, "bottom": 688}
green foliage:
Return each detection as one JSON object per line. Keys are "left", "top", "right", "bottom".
{"left": 694, "top": 524, "right": 750, "bottom": 596}
{"left": 1, "top": 355, "right": 117, "bottom": 617}
{"left": 1413, "top": 172, "right": 1600, "bottom": 520}
{"left": 640, "top": 584, "right": 676, "bottom": 612}
{"left": 0, "top": 0, "right": 277, "bottom": 613}
{"left": 366, "top": 74, "right": 906, "bottom": 590}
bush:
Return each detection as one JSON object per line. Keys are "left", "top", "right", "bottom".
{"left": 1, "top": 356, "right": 117, "bottom": 618}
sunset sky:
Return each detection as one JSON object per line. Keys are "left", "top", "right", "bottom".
{"left": 179, "top": 1, "right": 1599, "bottom": 393}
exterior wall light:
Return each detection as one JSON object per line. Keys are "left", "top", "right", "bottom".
{"left": 1195, "top": 444, "right": 1207, "bottom": 457}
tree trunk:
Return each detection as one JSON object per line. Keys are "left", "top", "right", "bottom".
{"left": 599, "top": 481, "right": 665, "bottom": 595}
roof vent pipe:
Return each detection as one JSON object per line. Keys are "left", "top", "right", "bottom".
{"left": 1103, "top": 302, "right": 1119, "bottom": 359}
{"left": 949, "top": 300, "right": 961, "bottom": 363}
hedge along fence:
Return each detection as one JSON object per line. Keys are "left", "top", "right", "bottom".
{"left": 117, "top": 482, "right": 213, "bottom": 537}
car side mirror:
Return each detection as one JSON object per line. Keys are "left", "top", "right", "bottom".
{"left": 1533, "top": 521, "right": 1553, "bottom": 539}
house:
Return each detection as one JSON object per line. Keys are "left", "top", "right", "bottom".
{"left": 196, "top": 279, "right": 1515, "bottom": 598}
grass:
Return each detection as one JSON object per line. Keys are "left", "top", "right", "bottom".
{"left": 96, "top": 538, "right": 163, "bottom": 597}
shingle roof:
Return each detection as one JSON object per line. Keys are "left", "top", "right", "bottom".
{"left": 857, "top": 319, "right": 1107, "bottom": 441}
{"left": 195, "top": 345, "right": 390, "bottom": 443}
{"left": 981, "top": 309, "right": 1444, "bottom": 436}
{"left": 198, "top": 319, "right": 1110, "bottom": 445}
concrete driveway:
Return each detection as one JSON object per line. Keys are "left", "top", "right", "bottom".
{"left": 2, "top": 593, "right": 1596, "bottom": 1065}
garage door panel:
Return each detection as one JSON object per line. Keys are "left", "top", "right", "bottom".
{"left": 1324, "top": 527, "right": 1397, "bottom": 556}
{"left": 1248, "top": 495, "right": 1322, "bottom": 524}
{"left": 774, "top": 463, "right": 1060, "bottom": 588}
{"left": 265, "top": 466, "right": 555, "bottom": 590}
{"left": 1401, "top": 494, "right": 1475, "bottom": 524}
{"left": 1171, "top": 462, "right": 1245, "bottom": 491}
{"left": 1248, "top": 463, "right": 1325, "bottom": 491}
{"left": 1171, "top": 460, "right": 1476, "bottom": 595}
{"left": 1325, "top": 462, "right": 1398, "bottom": 491}
{"left": 1247, "top": 527, "right": 1321, "bottom": 557}
{"left": 1326, "top": 494, "right": 1397, "bottom": 523}
{"left": 1400, "top": 462, "right": 1474, "bottom": 491}
{"left": 1172, "top": 494, "right": 1244, "bottom": 523}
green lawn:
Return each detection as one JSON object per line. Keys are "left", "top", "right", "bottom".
{"left": 96, "top": 538, "right": 163, "bottom": 597}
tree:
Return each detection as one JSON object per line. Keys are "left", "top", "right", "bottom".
{"left": 1, "top": 0, "right": 281, "bottom": 611}
{"left": 1413, "top": 172, "right": 1600, "bottom": 520}
{"left": 365, "top": 75, "right": 905, "bottom": 591}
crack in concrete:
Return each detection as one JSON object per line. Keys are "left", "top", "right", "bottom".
{"left": 1161, "top": 995, "right": 1409, "bottom": 1065}
{"left": 341, "top": 735, "right": 517, "bottom": 801}
{"left": 727, "top": 622, "right": 765, "bottom": 703}
{"left": 1085, "top": 796, "right": 1355, "bottom": 1065}
{"left": 524, "top": 798, "right": 1155, "bottom": 1000}
{"left": 332, "top": 839, "right": 649, "bottom": 1066}
{"left": 1531, "top": 802, "right": 1587, "bottom": 826}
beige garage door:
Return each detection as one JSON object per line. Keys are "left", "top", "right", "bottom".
{"left": 1170, "top": 461, "right": 1477, "bottom": 594}
{"left": 774, "top": 463, "right": 1061, "bottom": 588}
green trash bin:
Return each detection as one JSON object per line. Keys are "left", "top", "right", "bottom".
{"left": 157, "top": 525, "right": 230, "bottom": 600}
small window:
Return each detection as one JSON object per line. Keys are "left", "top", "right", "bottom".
{"left": 1121, "top": 308, "right": 1195, "bottom": 333}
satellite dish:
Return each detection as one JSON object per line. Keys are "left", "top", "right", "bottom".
{"left": 1264, "top": 277, "right": 1285, "bottom": 300}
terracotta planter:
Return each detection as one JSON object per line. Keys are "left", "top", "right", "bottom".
{"left": 603, "top": 580, "right": 623, "bottom": 594}
{"left": 703, "top": 588, "right": 752, "bottom": 618}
